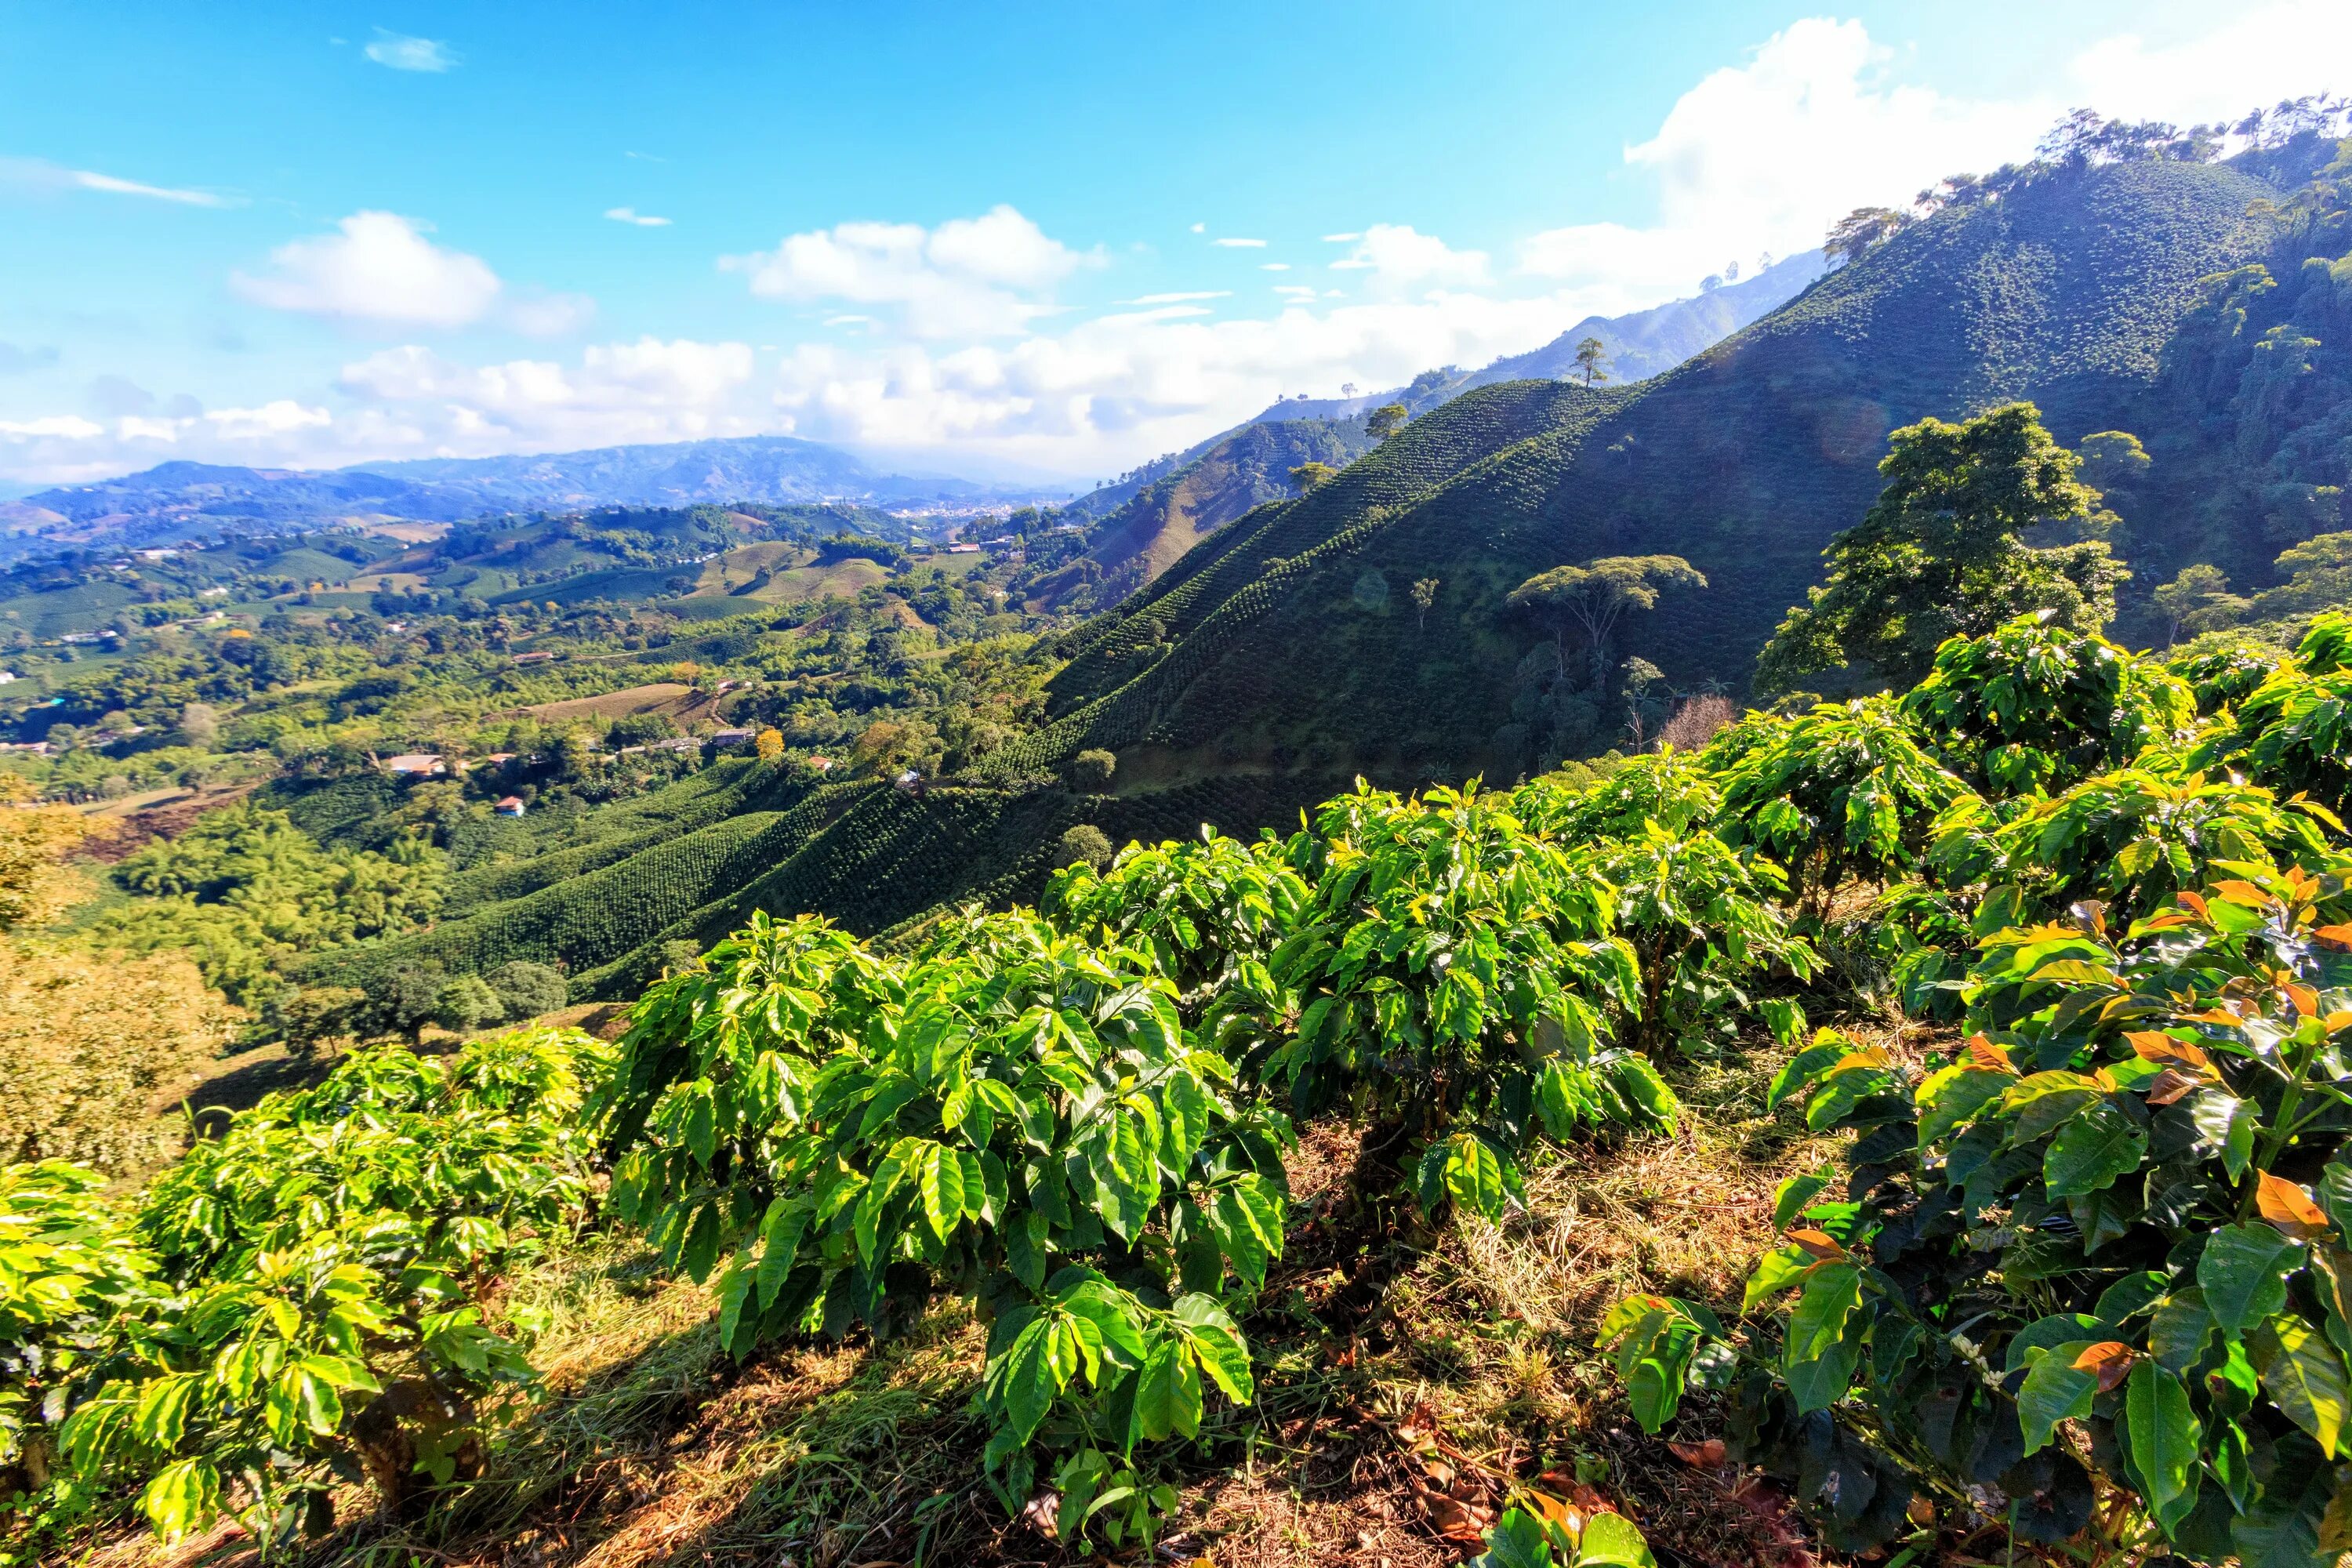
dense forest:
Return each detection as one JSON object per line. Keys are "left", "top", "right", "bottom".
{"left": 7, "top": 100, "right": 2352, "bottom": 1568}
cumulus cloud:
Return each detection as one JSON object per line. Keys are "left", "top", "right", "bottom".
{"left": 722, "top": 205, "right": 1094, "bottom": 337}
{"left": 2067, "top": 1, "right": 2352, "bottom": 125}
{"left": 1327, "top": 225, "right": 1491, "bottom": 292}
{"left": 236, "top": 211, "right": 503, "bottom": 327}
{"left": 333, "top": 336, "right": 760, "bottom": 453}
{"left": 365, "top": 30, "right": 457, "bottom": 71}
{"left": 604, "top": 206, "right": 671, "bottom": 227}
{"left": 1518, "top": 19, "right": 2042, "bottom": 303}
{"left": 0, "top": 155, "right": 235, "bottom": 208}
{"left": 1210, "top": 237, "right": 1268, "bottom": 248}
{"left": 234, "top": 211, "right": 592, "bottom": 336}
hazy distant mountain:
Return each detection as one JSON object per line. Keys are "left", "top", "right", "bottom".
{"left": 1044, "top": 253, "right": 1829, "bottom": 609}
{"left": 1246, "top": 251, "right": 1827, "bottom": 426}
{"left": 0, "top": 436, "right": 1050, "bottom": 564}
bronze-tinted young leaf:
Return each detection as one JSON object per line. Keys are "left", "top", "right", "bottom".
{"left": 2256, "top": 1172, "right": 2334, "bottom": 1243}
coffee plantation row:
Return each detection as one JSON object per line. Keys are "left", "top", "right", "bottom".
{"left": 8, "top": 611, "right": 2352, "bottom": 1566}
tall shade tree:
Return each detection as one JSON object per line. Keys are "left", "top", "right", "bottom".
{"left": 2151, "top": 562, "right": 2243, "bottom": 644}
{"left": 1573, "top": 337, "right": 1611, "bottom": 387}
{"left": 1365, "top": 402, "right": 1407, "bottom": 441}
{"left": 1755, "top": 402, "right": 2125, "bottom": 693}
{"left": 1506, "top": 555, "right": 1706, "bottom": 688}
{"left": 1288, "top": 461, "right": 1338, "bottom": 492}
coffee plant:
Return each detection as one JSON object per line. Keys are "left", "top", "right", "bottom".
{"left": 597, "top": 906, "right": 1293, "bottom": 1533}
{"left": 1604, "top": 864, "right": 2352, "bottom": 1564}
{"left": 1247, "top": 782, "right": 1674, "bottom": 1223}
{"left": 27, "top": 1028, "right": 608, "bottom": 1555}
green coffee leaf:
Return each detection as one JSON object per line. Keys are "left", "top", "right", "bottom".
{"left": 1129, "top": 1338, "right": 1203, "bottom": 1445}
{"left": 2043, "top": 1099, "right": 2147, "bottom": 1198}
{"left": 2198, "top": 1224, "right": 2300, "bottom": 1341}
{"left": 2016, "top": 1340, "right": 2098, "bottom": 1454}
{"left": 2123, "top": 1359, "right": 2201, "bottom": 1534}
{"left": 2251, "top": 1313, "right": 2350, "bottom": 1458}
{"left": 1577, "top": 1511, "right": 1658, "bottom": 1568}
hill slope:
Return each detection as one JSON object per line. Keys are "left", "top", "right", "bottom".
{"left": 1029, "top": 417, "right": 1377, "bottom": 611}
{"left": 1013, "top": 150, "right": 2303, "bottom": 786}
{"left": 291, "top": 138, "right": 2352, "bottom": 998}
{"left": 1037, "top": 256, "right": 1828, "bottom": 612}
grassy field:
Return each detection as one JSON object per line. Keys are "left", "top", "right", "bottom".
{"left": 524, "top": 683, "right": 704, "bottom": 723}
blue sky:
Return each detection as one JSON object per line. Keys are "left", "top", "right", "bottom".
{"left": 1, "top": 0, "right": 2345, "bottom": 490}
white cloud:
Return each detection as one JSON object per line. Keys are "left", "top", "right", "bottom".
{"left": 1188, "top": 222, "right": 1206, "bottom": 233}
{"left": 1210, "top": 237, "right": 1267, "bottom": 249}
{"left": 0, "top": 416, "right": 103, "bottom": 440}
{"left": 236, "top": 211, "right": 503, "bottom": 328}
{"left": 231, "top": 211, "right": 592, "bottom": 336}
{"left": 1519, "top": 19, "right": 2042, "bottom": 302}
{"left": 2067, "top": 2, "right": 2352, "bottom": 125}
{"left": 1125, "top": 291, "right": 1231, "bottom": 305}
{"left": 204, "top": 401, "right": 332, "bottom": 440}
{"left": 604, "top": 206, "right": 672, "bottom": 227}
{"left": 1327, "top": 224, "right": 1490, "bottom": 292}
{"left": 1261, "top": 263, "right": 1290, "bottom": 272}
{"left": 1321, "top": 232, "right": 1361, "bottom": 243}
{"left": 722, "top": 204, "right": 1093, "bottom": 337}
{"left": 334, "top": 336, "right": 760, "bottom": 454}
{"left": 0, "top": 155, "right": 234, "bottom": 208}
{"left": 365, "top": 30, "right": 457, "bottom": 71}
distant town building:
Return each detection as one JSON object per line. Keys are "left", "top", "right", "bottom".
{"left": 708, "top": 728, "right": 757, "bottom": 747}
{"left": 513, "top": 651, "right": 555, "bottom": 664}
{"left": 894, "top": 768, "right": 927, "bottom": 796}
{"left": 0, "top": 671, "right": 15, "bottom": 684}
{"left": 495, "top": 796, "right": 527, "bottom": 816}
{"left": 382, "top": 753, "right": 448, "bottom": 777}
{"left": 808, "top": 755, "right": 833, "bottom": 774}
{"left": 948, "top": 542, "right": 982, "bottom": 554}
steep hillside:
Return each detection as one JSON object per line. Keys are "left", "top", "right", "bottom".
{"left": 1012, "top": 149, "right": 2303, "bottom": 786}
{"left": 1029, "top": 416, "right": 1377, "bottom": 610}
{"left": 1034, "top": 256, "right": 1826, "bottom": 612}
{"left": 1461, "top": 249, "right": 1826, "bottom": 389}
{"left": 239, "top": 138, "right": 2352, "bottom": 1003}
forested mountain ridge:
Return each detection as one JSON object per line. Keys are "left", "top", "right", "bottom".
{"left": 1010, "top": 140, "right": 2335, "bottom": 789}
{"left": 1036, "top": 257, "right": 1826, "bottom": 614}
{"left": 0, "top": 436, "right": 1043, "bottom": 565}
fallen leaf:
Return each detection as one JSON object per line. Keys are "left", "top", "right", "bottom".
{"left": 1019, "top": 1491, "right": 1060, "bottom": 1541}
{"left": 1668, "top": 1438, "right": 1729, "bottom": 1468}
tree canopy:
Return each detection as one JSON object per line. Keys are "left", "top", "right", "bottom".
{"left": 1506, "top": 555, "right": 1706, "bottom": 686}
{"left": 1754, "top": 402, "right": 2125, "bottom": 692}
